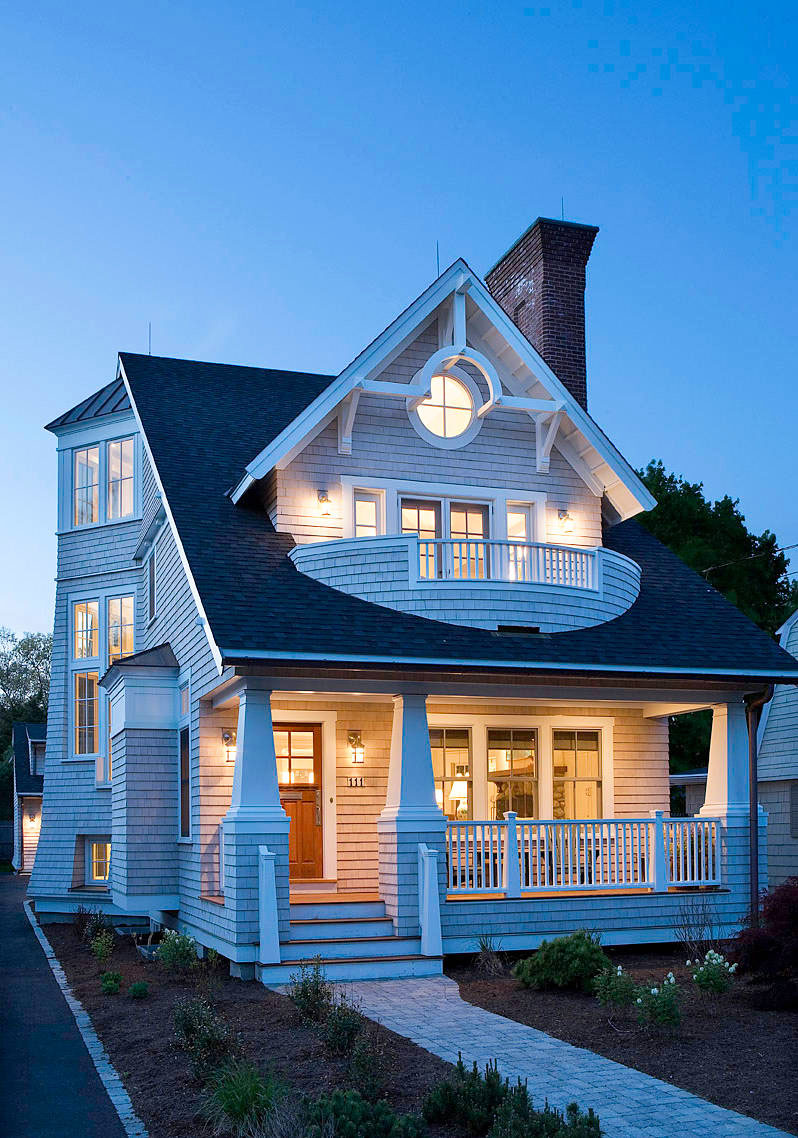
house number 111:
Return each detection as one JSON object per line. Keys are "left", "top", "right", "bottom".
{"left": 347, "top": 776, "right": 365, "bottom": 788}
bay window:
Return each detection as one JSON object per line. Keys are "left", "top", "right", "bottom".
{"left": 68, "top": 436, "right": 137, "bottom": 529}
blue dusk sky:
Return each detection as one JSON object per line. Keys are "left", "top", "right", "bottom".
{"left": 0, "top": 1, "right": 795, "bottom": 635}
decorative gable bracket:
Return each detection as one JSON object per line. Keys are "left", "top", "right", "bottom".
{"left": 535, "top": 410, "right": 563, "bottom": 474}
{"left": 337, "top": 389, "right": 361, "bottom": 456}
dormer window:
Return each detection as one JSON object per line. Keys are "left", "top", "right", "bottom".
{"left": 107, "top": 437, "right": 135, "bottom": 519}
{"left": 74, "top": 447, "right": 100, "bottom": 525}
{"left": 69, "top": 436, "right": 137, "bottom": 529}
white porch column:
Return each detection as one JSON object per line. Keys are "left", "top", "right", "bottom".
{"left": 222, "top": 684, "right": 289, "bottom": 972}
{"left": 701, "top": 703, "right": 749, "bottom": 817}
{"left": 378, "top": 694, "right": 446, "bottom": 940}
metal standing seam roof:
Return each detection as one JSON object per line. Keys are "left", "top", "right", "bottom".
{"left": 45, "top": 377, "right": 131, "bottom": 431}
{"left": 111, "top": 351, "right": 798, "bottom": 684}
{"left": 12, "top": 722, "right": 45, "bottom": 796}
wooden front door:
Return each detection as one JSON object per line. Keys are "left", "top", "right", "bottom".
{"left": 274, "top": 723, "right": 323, "bottom": 880}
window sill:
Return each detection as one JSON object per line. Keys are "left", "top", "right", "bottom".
{"left": 64, "top": 755, "right": 98, "bottom": 763}
{"left": 59, "top": 514, "right": 142, "bottom": 536}
{"left": 176, "top": 837, "right": 193, "bottom": 845}
{"left": 96, "top": 782, "right": 112, "bottom": 790}
{"left": 69, "top": 884, "right": 110, "bottom": 894}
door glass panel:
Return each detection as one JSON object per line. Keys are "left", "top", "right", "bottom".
{"left": 273, "top": 731, "right": 290, "bottom": 756}
{"left": 290, "top": 731, "right": 315, "bottom": 756}
{"left": 273, "top": 726, "right": 319, "bottom": 787}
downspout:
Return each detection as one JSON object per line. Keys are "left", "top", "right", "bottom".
{"left": 745, "top": 686, "right": 773, "bottom": 928}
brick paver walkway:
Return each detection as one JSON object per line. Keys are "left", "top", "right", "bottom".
{"left": 342, "top": 976, "right": 788, "bottom": 1138}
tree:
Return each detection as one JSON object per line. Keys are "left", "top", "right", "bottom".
{"left": 0, "top": 629, "right": 52, "bottom": 821}
{"left": 638, "top": 461, "right": 798, "bottom": 777}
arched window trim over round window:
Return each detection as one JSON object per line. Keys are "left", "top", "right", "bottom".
{"left": 407, "top": 365, "right": 484, "bottom": 450}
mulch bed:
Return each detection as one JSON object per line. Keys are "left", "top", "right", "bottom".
{"left": 43, "top": 922, "right": 460, "bottom": 1138}
{"left": 447, "top": 945, "right": 798, "bottom": 1135}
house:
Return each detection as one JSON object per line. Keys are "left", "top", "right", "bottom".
{"left": 11, "top": 722, "right": 46, "bottom": 873}
{"left": 28, "top": 217, "right": 798, "bottom": 982}
{"left": 755, "top": 610, "right": 798, "bottom": 887}
{"left": 669, "top": 769, "right": 707, "bottom": 818}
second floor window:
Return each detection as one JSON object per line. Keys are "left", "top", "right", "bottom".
{"left": 73, "top": 447, "right": 99, "bottom": 526}
{"left": 107, "top": 595, "right": 134, "bottom": 663}
{"left": 107, "top": 437, "right": 135, "bottom": 519}
{"left": 74, "top": 671, "right": 99, "bottom": 754}
{"left": 73, "top": 600, "right": 99, "bottom": 659}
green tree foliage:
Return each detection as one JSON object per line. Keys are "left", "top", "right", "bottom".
{"left": 638, "top": 462, "right": 798, "bottom": 775}
{"left": 0, "top": 628, "right": 52, "bottom": 819}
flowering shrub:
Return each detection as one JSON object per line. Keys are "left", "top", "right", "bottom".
{"left": 157, "top": 929, "right": 198, "bottom": 972}
{"left": 688, "top": 949, "right": 737, "bottom": 995}
{"left": 635, "top": 972, "right": 681, "bottom": 1028}
{"left": 593, "top": 965, "right": 638, "bottom": 1009}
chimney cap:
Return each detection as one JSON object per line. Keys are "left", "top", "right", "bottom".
{"left": 486, "top": 216, "right": 599, "bottom": 278}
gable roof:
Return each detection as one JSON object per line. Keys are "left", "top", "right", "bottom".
{"left": 46, "top": 378, "right": 131, "bottom": 431}
{"left": 229, "top": 260, "right": 656, "bottom": 521}
{"left": 12, "top": 722, "right": 45, "bottom": 796}
{"left": 119, "top": 350, "right": 798, "bottom": 684}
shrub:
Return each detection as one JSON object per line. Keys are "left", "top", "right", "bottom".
{"left": 475, "top": 933, "right": 506, "bottom": 978}
{"left": 323, "top": 992, "right": 364, "bottom": 1056}
{"left": 593, "top": 964, "right": 637, "bottom": 1009}
{"left": 195, "top": 946, "right": 224, "bottom": 1000}
{"left": 513, "top": 932, "right": 610, "bottom": 993}
{"left": 157, "top": 929, "right": 199, "bottom": 972}
{"left": 289, "top": 957, "right": 334, "bottom": 1023}
{"left": 202, "top": 1059, "right": 283, "bottom": 1137}
{"left": 90, "top": 930, "right": 114, "bottom": 965}
{"left": 689, "top": 949, "right": 737, "bottom": 995}
{"left": 83, "top": 910, "right": 110, "bottom": 946}
{"left": 73, "top": 904, "right": 95, "bottom": 940}
{"left": 173, "top": 995, "right": 239, "bottom": 1078}
{"left": 307, "top": 1089, "right": 425, "bottom": 1138}
{"left": 635, "top": 972, "right": 680, "bottom": 1029}
{"left": 423, "top": 1056, "right": 508, "bottom": 1135}
{"left": 732, "top": 877, "right": 798, "bottom": 977}
{"left": 127, "top": 981, "right": 149, "bottom": 999}
{"left": 489, "top": 1093, "right": 600, "bottom": 1138}
{"left": 100, "top": 971, "right": 122, "bottom": 995}
{"left": 350, "top": 1025, "right": 390, "bottom": 1102}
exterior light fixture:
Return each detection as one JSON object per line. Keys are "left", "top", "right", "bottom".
{"left": 348, "top": 730, "right": 364, "bottom": 764}
{"left": 317, "top": 490, "right": 332, "bottom": 517}
{"left": 558, "top": 509, "right": 574, "bottom": 535}
{"left": 221, "top": 729, "right": 237, "bottom": 761}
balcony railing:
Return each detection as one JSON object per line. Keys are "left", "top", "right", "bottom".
{"left": 445, "top": 813, "right": 721, "bottom": 896}
{"left": 416, "top": 539, "right": 597, "bottom": 589}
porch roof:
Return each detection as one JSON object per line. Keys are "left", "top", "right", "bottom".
{"left": 119, "top": 351, "right": 798, "bottom": 686}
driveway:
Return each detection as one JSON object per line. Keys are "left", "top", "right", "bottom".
{"left": 0, "top": 873, "right": 127, "bottom": 1138}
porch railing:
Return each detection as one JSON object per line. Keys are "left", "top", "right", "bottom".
{"left": 415, "top": 539, "right": 598, "bottom": 589}
{"left": 446, "top": 812, "right": 721, "bottom": 896}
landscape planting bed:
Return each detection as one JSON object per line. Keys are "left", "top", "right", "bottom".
{"left": 448, "top": 945, "right": 798, "bottom": 1135}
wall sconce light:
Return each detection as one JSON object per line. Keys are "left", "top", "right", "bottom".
{"left": 558, "top": 509, "right": 574, "bottom": 535}
{"left": 317, "top": 490, "right": 332, "bottom": 517}
{"left": 348, "top": 730, "right": 364, "bottom": 764}
{"left": 221, "top": 729, "right": 237, "bottom": 761}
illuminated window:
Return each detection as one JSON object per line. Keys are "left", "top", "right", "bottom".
{"left": 430, "top": 728, "right": 472, "bottom": 820}
{"left": 107, "top": 595, "right": 134, "bottom": 663}
{"left": 74, "top": 672, "right": 99, "bottom": 754}
{"left": 354, "top": 491, "right": 381, "bottom": 538}
{"left": 73, "top": 600, "right": 99, "bottom": 659}
{"left": 73, "top": 446, "right": 100, "bottom": 525}
{"left": 487, "top": 728, "right": 538, "bottom": 819}
{"left": 273, "top": 725, "right": 319, "bottom": 786}
{"left": 179, "top": 726, "right": 190, "bottom": 838}
{"left": 416, "top": 374, "right": 474, "bottom": 439}
{"left": 450, "top": 503, "right": 489, "bottom": 579}
{"left": 401, "top": 498, "right": 442, "bottom": 579}
{"left": 552, "top": 730, "right": 602, "bottom": 819}
{"left": 107, "top": 437, "right": 135, "bottom": 519}
{"left": 87, "top": 838, "right": 111, "bottom": 883}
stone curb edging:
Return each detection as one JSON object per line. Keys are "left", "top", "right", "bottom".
{"left": 23, "top": 900, "right": 149, "bottom": 1138}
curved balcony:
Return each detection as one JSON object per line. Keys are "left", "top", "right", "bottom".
{"left": 289, "top": 535, "right": 641, "bottom": 633}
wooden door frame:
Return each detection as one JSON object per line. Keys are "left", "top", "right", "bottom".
{"left": 271, "top": 710, "right": 338, "bottom": 882}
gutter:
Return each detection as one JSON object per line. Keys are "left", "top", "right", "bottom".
{"left": 745, "top": 685, "right": 773, "bottom": 927}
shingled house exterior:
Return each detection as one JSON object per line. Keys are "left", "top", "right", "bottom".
{"left": 29, "top": 218, "right": 798, "bottom": 982}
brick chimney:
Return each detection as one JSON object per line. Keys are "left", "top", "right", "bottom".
{"left": 485, "top": 217, "right": 599, "bottom": 410}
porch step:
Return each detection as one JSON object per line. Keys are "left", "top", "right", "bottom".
{"left": 288, "top": 916, "right": 395, "bottom": 941}
{"left": 259, "top": 953, "right": 443, "bottom": 985}
{"left": 289, "top": 898, "right": 386, "bottom": 922}
{"left": 280, "top": 935, "right": 421, "bottom": 962}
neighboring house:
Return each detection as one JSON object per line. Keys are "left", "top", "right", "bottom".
{"left": 12, "top": 722, "right": 46, "bottom": 873}
{"left": 29, "top": 217, "right": 798, "bottom": 982}
{"left": 756, "top": 610, "right": 798, "bottom": 887}
{"left": 669, "top": 769, "right": 708, "bottom": 819}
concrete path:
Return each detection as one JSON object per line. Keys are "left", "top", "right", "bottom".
{"left": 0, "top": 874, "right": 127, "bottom": 1138}
{"left": 343, "top": 975, "right": 790, "bottom": 1138}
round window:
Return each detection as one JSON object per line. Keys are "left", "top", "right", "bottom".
{"left": 416, "top": 374, "right": 474, "bottom": 439}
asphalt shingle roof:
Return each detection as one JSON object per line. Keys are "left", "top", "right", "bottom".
{"left": 45, "top": 378, "right": 131, "bottom": 431}
{"left": 118, "top": 351, "right": 798, "bottom": 683}
{"left": 12, "top": 722, "right": 45, "bottom": 796}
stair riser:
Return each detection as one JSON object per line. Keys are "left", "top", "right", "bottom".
{"left": 289, "top": 901, "right": 386, "bottom": 921}
{"left": 288, "top": 919, "right": 395, "bottom": 941}
{"left": 259, "top": 956, "right": 443, "bottom": 984}
{"left": 281, "top": 937, "right": 421, "bottom": 962}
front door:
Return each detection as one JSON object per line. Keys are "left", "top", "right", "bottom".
{"left": 273, "top": 724, "right": 323, "bottom": 879}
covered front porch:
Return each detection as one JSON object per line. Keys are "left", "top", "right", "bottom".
{"left": 192, "top": 670, "right": 764, "bottom": 980}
